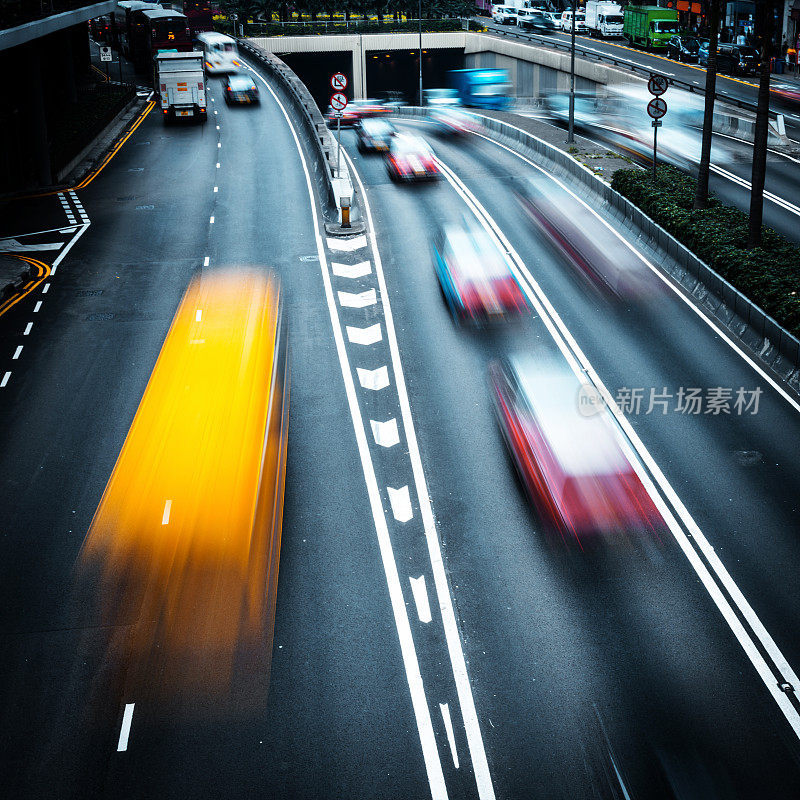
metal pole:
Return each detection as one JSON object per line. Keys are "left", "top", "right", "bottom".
{"left": 568, "top": 1, "right": 576, "bottom": 143}
{"left": 118, "top": 49, "right": 123, "bottom": 85}
{"left": 652, "top": 121, "right": 658, "bottom": 181}
{"left": 418, "top": 0, "right": 423, "bottom": 106}
{"left": 337, "top": 115, "right": 342, "bottom": 178}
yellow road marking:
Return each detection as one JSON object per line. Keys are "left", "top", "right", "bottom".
{"left": 0, "top": 256, "right": 51, "bottom": 318}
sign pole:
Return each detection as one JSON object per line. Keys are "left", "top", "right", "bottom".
{"left": 652, "top": 120, "right": 658, "bottom": 181}
{"left": 337, "top": 115, "right": 342, "bottom": 178}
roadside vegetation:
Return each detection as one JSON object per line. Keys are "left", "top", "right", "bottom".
{"left": 612, "top": 165, "right": 800, "bottom": 338}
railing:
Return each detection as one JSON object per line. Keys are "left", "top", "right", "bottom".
{"left": 482, "top": 23, "right": 774, "bottom": 119}
{"left": 217, "top": 17, "right": 470, "bottom": 38}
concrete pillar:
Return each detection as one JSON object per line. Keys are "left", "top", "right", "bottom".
{"left": 25, "top": 41, "right": 52, "bottom": 187}
{"left": 60, "top": 28, "right": 78, "bottom": 104}
{"left": 352, "top": 38, "right": 366, "bottom": 99}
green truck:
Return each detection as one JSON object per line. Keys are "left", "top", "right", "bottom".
{"left": 623, "top": 5, "right": 679, "bottom": 49}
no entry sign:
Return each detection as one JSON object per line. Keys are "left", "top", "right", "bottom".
{"left": 647, "top": 75, "right": 668, "bottom": 96}
{"left": 330, "top": 92, "right": 348, "bottom": 111}
{"left": 647, "top": 97, "right": 667, "bottom": 120}
{"left": 331, "top": 73, "right": 347, "bottom": 91}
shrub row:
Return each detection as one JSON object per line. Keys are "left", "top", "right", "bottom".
{"left": 234, "top": 19, "right": 464, "bottom": 37}
{"left": 611, "top": 165, "right": 800, "bottom": 338}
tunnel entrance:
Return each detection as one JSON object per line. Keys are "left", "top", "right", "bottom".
{"left": 276, "top": 51, "right": 354, "bottom": 112}
{"left": 365, "top": 48, "right": 464, "bottom": 102}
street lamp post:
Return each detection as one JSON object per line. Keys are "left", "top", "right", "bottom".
{"left": 568, "top": 1, "right": 576, "bottom": 143}
{"left": 418, "top": 0, "right": 423, "bottom": 106}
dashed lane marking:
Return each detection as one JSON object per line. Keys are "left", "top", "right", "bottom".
{"left": 1, "top": 372, "right": 10, "bottom": 388}
{"left": 161, "top": 500, "right": 172, "bottom": 525}
{"left": 388, "top": 485, "right": 414, "bottom": 523}
{"left": 370, "top": 418, "right": 400, "bottom": 448}
{"left": 332, "top": 260, "right": 372, "bottom": 279}
{"left": 346, "top": 323, "right": 382, "bottom": 345}
{"left": 410, "top": 575, "right": 432, "bottom": 624}
{"left": 356, "top": 365, "right": 390, "bottom": 391}
{"left": 23, "top": 323, "right": 32, "bottom": 335}
{"left": 12, "top": 346, "right": 22, "bottom": 360}
{"left": 440, "top": 703, "right": 460, "bottom": 769}
{"left": 203, "top": 256, "right": 210, "bottom": 267}
{"left": 33, "top": 301, "right": 42, "bottom": 313}
{"left": 117, "top": 703, "right": 135, "bottom": 752}
{"left": 42, "top": 283, "right": 49, "bottom": 294}
{"left": 338, "top": 288, "right": 377, "bottom": 308}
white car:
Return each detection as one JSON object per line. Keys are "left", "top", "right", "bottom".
{"left": 561, "top": 10, "right": 588, "bottom": 32}
{"left": 492, "top": 5, "right": 518, "bottom": 25}
{"left": 544, "top": 11, "right": 563, "bottom": 29}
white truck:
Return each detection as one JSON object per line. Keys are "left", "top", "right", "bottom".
{"left": 155, "top": 51, "right": 207, "bottom": 123}
{"left": 585, "top": 1, "right": 624, "bottom": 37}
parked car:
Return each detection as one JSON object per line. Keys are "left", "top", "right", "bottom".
{"left": 716, "top": 43, "right": 759, "bottom": 76}
{"left": 517, "top": 9, "right": 556, "bottom": 33}
{"left": 355, "top": 117, "right": 395, "bottom": 153}
{"left": 492, "top": 5, "right": 517, "bottom": 24}
{"left": 223, "top": 72, "right": 259, "bottom": 105}
{"left": 666, "top": 35, "right": 700, "bottom": 62}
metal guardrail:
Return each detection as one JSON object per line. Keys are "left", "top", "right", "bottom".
{"left": 481, "top": 23, "right": 773, "bottom": 119}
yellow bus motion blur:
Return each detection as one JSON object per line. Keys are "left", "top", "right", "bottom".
{"left": 82, "top": 269, "right": 288, "bottom": 700}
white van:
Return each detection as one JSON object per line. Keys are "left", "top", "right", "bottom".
{"left": 492, "top": 5, "right": 518, "bottom": 24}
{"left": 196, "top": 31, "right": 240, "bottom": 75}
{"left": 561, "top": 10, "right": 588, "bottom": 33}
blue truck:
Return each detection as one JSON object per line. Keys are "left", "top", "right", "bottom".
{"left": 448, "top": 68, "right": 512, "bottom": 110}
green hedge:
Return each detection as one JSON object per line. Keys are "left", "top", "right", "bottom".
{"left": 611, "top": 165, "right": 800, "bottom": 338}
{"left": 234, "top": 19, "right": 464, "bottom": 37}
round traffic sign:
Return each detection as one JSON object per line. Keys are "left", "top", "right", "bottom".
{"left": 647, "top": 75, "right": 668, "bottom": 96}
{"left": 331, "top": 72, "right": 347, "bottom": 91}
{"left": 330, "top": 92, "right": 348, "bottom": 111}
{"left": 647, "top": 97, "right": 667, "bottom": 119}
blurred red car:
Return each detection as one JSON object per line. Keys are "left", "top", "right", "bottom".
{"left": 432, "top": 220, "right": 528, "bottom": 322}
{"left": 386, "top": 134, "right": 439, "bottom": 182}
{"left": 324, "top": 98, "right": 392, "bottom": 127}
{"left": 490, "top": 356, "right": 662, "bottom": 543}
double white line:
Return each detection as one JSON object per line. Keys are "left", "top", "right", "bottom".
{"left": 434, "top": 151, "right": 800, "bottom": 741}
{"left": 711, "top": 163, "right": 800, "bottom": 218}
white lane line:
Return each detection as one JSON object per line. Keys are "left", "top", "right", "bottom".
{"left": 213, "top": 186, "right": 218, "bottom": 192}
{"left": 209, "top": 216, "right": 215, "bottom": 224}
{"left": 214, "top": 109, "right": 218, "bottom": 115}
{"left": 346, "top": 323, "right": 382, "bottom": 345}
{"left": 338, "top": 288, "right": 377, "bottom": 308}
{"left": 216, "top": 125, "right": 220, "bottom": 130}
{"left": 203, "top": 256, "right": 210, "bottom": 267}
{"left": 370, "top": 418, "right": 400, "bottom": 448}
{"left": 357, "top": 365, "right": 390, "bottom": 391}
{"left": 42, "top": 283, "right": 50, "bottom": 294}
{"left": 23, "top": 323, "right": 32, "bottom": 336}
{"left": 1, "top": 372, "right": 10, "bottom": 387}
{"left": 117, "top": 703, "right": 135, "bottom": 752}
{"left": 12, "top": 346, "right": 22, "bottom": 360}
{"left": 327, "top": 235, "right": 367, "bottom": 252}
{"left": 439, "top": 703, "right": 460, "bottom": 769}
{"left": 249, "top": 65, "right": 449, "bottom": 800}
{"left": 435, "top": 154, "right": 800, "bottom": 741}
{"left": 344, "top": 146, "right": 497, "bottom": 800}
{"left": 161, "top": 500, "right": 172, "bottom": 525}
{"left": 710, "top": 163, "right": 800, "bottom": 217}
{"left": 216, "top": 162, "right": 220, "bottom": 168}
{"left": 332, "top": 260, "right": 372, "bottom": 279}
{"left": 48, "top": 222, "right": 89, "bottom": 278}
{"left": 33, "top": 301, "right": 42, "bottom": 313}
{"left": 217, "top": 142, "right": 221, "bottom": 148}
{"left": 195, "top": 310, "right": 202, "bottom": 322}
{"left": 466, "top": 121, "right": 800, "bottom": 415}
{"left": 410, "top": 575, "right": 432, "bottom": 623}
{"left": 388, "top": 485, "right": 414, "bottom": 522}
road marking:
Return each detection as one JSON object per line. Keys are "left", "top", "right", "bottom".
{"left": 357, "top": 365, "right": 390, "bottom": 390}
{"left": 388, "top": 485, "right": 414, "bottom": 522}
{"left": 338, "top": 288, "right": 377, "bottom": 308}
{"left": 23, "top": 323, "right": 32, "bottom": 335}
{"left": 343, "top": 146, "right": 497, "bottom": 799}
{"left": 12, "top": 346, "right": 22, "bottom": 359}
{"left": 161, "top": 500, "right": 171, "bottom": 525}
{"left": 42, "top": 283, "right": 49, "bottom": 294}
{"left": 203, "top": 256, "right": 210, "bottom": 267}
{"left": 440, "top": 703, "right": 460, "bottom": 769}
{"left": 195, "top": 310, "right": 202, "bottom": 321}
{"left": 435, "top": 153, "right": 800, "bottom": 741}
{"left": 217, "top": 142, "right": 221, "bottom": 148}
{"left": 33, "top": 301, "right": 42, "bottom": 313}
{"left": 410, "top": 575, "right": 432, "bottom": 623}
{"left": 332, "top": 260, "right": 372, "bottom": 279}
{"left": 710, "top": 164, "right": 800, "bottom": 217}
{"left": 466, "top": 118, "right": 800, "bottom": 416}
{"left": 117, "top": 703, "right": 135, "bottom": 752}
{"left": 346, "top": 323, "right": 382, "bottom": 345}
{"left": 327, "top": 235, "right": 367, "bottom": 252}
{"left": 216, "top": 125, "right": 220, "bottom": 130}
{"left": 216, "top": 162, "right": 220, "bottom": 168}
{"left": 0, "top": 239, "right": 63, "bottom": 252}
{"left": 213, "top": 186, "right": 218, "bottom": 192}
{"left": 370, "top": 418, "right": 400, "bottom": 448}
{"left": 0, "top": 372, "right": 9, "bottom": 387}
{"left": 249, "top": 64, "right": 451, "bottom": 800}
{"left": 214, "top": 110, "right": 218, "bottom": 115}
{"left": 209, "top": 216, "right": 215, "bottom": 224}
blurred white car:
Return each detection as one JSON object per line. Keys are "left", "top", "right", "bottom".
{"left": 492, "top": 5, "right": 518, "bottom": 24}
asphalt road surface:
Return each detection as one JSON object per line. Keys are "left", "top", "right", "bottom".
{"left": 1, "top": 57, "right": 800, "bottom": 800}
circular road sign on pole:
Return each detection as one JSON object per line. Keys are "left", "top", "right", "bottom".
{"left": 647, "top": 97, "right": 667, "bottom": 119}
{"left": 331, "top": 73, "right": 347, "bottom": 91}
{"left": 330, "top": 92, "right": 348, "bottom": 112}
{"left": 647, "top": 75, "right": 668, "bottom": 96}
